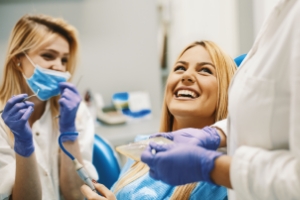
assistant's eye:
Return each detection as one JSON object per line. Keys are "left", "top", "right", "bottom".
{"left": 41, "top": 53, "right": 54, "bottom": 60}
{"left": 61, "top": 58, "right": 68, "bottom": 65}
{"left": 199, "top": 67, "right": 212, "bottom": 74}
{"left": 174, "top": 66, "right": 186, "bottom": 72}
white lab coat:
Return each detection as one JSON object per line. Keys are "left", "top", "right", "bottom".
{"left": 227, "top": 0, "right": 300, "bottom": 199}
{"left": 0, "top": 101, "right": 98, "bottom": 200}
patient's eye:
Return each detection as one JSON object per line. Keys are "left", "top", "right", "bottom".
{"left": 199, "top": 67, "right": 212, "bottom": 74}
{"left": 174, "top": 66, "right": 186, "bottom": 71}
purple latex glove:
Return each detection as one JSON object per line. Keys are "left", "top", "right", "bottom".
{"left": 58, "top": 82, "right": 81, "bottom": 142}
{"left": 151, "top": 127, "right": 220, "bottom": 150}
{"left": 141, "top": 142, "right": 223, "bottom": 186}
{"left": 1, "top": 94, "right": 35, "bottom": 157}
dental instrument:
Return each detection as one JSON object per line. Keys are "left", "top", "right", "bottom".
{"left": 0, "top": 89, "right": 40, "bottom": 114}
{"left": 58, "top": 132, "right": 97, "bottom": 193}
{"left": 21, "top": 89, "right": 40, "bottom": 102}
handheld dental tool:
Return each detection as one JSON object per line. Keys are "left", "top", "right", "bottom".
{"left": 58, "top": 132, "right": 97, "bottom": 193}
{"left": 21, "top": 89, "right": 40, "bottom": 102}
{"left": 0, "top": 89, "right": 40, "bottom": 114}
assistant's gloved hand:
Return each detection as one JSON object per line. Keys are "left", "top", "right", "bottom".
{"left": 58, "top": 82, "right": 81, "bottom": 142}
{"left": 150, "top": 127, "right": 220, "bottom": 150}
{"left": 1, "top": 94, "right": 35, "bottom": 157}
{"left": 141, "top": 142, "right": 223, "bottom": 186}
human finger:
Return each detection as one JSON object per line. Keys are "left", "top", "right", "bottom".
{"left": 94, "top": 183, "right": 116, "bottom": 200}
{"left": 61, "top": 88, "right": 81, "bottom": 102}
{"left": 59, "top": 82, "right": 80, "bottom": 95}
{"left": 149, "top": 132, "right": 174, "bottom": 140}
{"left": 7, "top": 101, "right": 34, "bottom": 115}
{"left": 149, "top": 142, "right": 173, "bottom": 152}
{"left": 141, "top": 145, "right": 155, "bottom": 167}
{"left": 58, "top": 98, "right": 68, "bottom": 108}
{"left": 7, "top": 108, "right": 28, "bottom": 121}
{"left": 4, "top": 94, "right": 28, "bottom": 111}
{"left": 21, "top": 106, "right": 34, "bottom": 121}
{"left": 80, "top": 185, "right": 106, "bottom": 200}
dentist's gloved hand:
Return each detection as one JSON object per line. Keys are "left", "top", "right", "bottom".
{"left": 58, "top": 82, "right": 81, "bottom": 142}
{"left": 141, "top": 142, "right": 223, "bottom": 186}
{"left": 1, "top": 94, "right": 35, "bottom": 157}
{"left": 150, "top": 127, "right": 220, "bottom": 150}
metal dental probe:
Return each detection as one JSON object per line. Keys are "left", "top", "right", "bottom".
{"left": 0, "top": 90, "right": 40, "bottom": 114}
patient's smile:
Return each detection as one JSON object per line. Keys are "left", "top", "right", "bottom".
{"left": 174, "top": 89, "right": 200, "bottom": 99}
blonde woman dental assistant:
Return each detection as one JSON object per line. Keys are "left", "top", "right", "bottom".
{"left": 0, "top": 15, "right": 97, "bottom": 200}
{"left": 142, "top": 0, "right": 300, "bottom": 199}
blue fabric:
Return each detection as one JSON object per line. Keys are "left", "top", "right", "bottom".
{"left": 234, "top": 54, "right": 247, "bottom": 67}
{"left": 111, "top": 135, "right": 227, "bottom": 199}
{"left": 114, "top": 172, "right": 227, "bottom": 200}
{"left": 25, "top": 66, "right": 70, "bottom": 101}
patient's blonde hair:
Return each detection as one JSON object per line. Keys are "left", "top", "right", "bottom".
{"left": 114, "top": 41, "right": 237, "bottom": 199}
{"left": 0, "top": 14, "right": 79, "bottom": 143}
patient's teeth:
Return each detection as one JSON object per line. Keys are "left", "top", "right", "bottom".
{"left": 176, "top": 89, "right": 197, "bottom": 98}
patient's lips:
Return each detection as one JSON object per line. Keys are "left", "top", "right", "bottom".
{"left": 174, "top": 87, "right": 200, "bottom": 99}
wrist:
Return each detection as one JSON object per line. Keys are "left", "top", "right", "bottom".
{"left": 60, "top": 132, "right": 78, "bottom": 142}
{"left": 202, "top": 126, "right": 221, "bottom": 150}
{"left": 200, "top": 149, "right": 223, "bottom": 184}
{"left": 59, "top": 123, "right": 76, "bottom": 133}
{"left": 210, "top": 155, "right": 232, "bottom": 188}
{"left": 14, "top": 137, "right": 35, "bottom": 157}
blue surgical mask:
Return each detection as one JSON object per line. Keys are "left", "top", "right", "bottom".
{"left": 23, "top": 53, "right": 71, "bottom": 101}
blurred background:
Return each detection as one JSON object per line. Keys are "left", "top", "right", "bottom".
{"left": 0, "top": 0, "right": 279, "bottom": 147}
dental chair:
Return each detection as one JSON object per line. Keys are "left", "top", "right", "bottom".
{"left": 234, "top": 53, "right": 247, "bottom": 67}
{"left": 93, "top": 134, "right": 121, "bottom": 189}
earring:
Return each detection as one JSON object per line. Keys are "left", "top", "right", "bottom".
{"left": 17, "top": 62, "right": 20, "bottom": 67}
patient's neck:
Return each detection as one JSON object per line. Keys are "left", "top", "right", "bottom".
{"left": 172, "top": 116, "right": 215, "bottom": 131}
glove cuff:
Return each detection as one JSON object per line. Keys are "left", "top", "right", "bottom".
{"left": 60, "top": 132, "right": 78, "bottom": 142}
{"left": 14, "top": 137, "right": 35, "bottom": 157}
{"left": 203, "top": 126, "right": 221, "bottom": 150}
{"left": 200, "top": 150, "right": 223, "bottom": 184}
{"left": 59, "top": 123, "right": 76, "bottom": 133}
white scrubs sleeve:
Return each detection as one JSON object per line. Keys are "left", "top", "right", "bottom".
{"left": 211, "top": 119, "right": 227, "bottom": 136}
{"left": 76, "top": 102, "right": 98, "bottom": 180}
{"left": 0, "top": 122, "right": 15, "bottom": 200}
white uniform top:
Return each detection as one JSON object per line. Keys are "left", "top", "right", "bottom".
{"left": 227, "top": 0, "right": 300, "bottom": 199}
{"left": 0, "top": 101, "right": 98, "bottom": 200}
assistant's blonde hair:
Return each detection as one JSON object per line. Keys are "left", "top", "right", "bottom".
{"left": 0, "top": 14, "right": 79, "bottom": 143}
{"left": 113, "top": 41, "right": 236, "bottom": 199}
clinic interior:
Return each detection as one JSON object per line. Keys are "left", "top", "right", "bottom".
{"left": 0, "top": 0, "right": 279, "bottom": 163}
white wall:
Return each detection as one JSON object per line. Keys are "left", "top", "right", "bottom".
{"left": 0, "top": 0, "right": 162, "bottom": 117}
{"left": 163, "top": 0, "right": 281, "bottom": 72}
{"left": 0, "top": 0, "right": 282, "bottom": 119}
{"left": 165, "top": 0, "right": 239, "bottom": 72}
